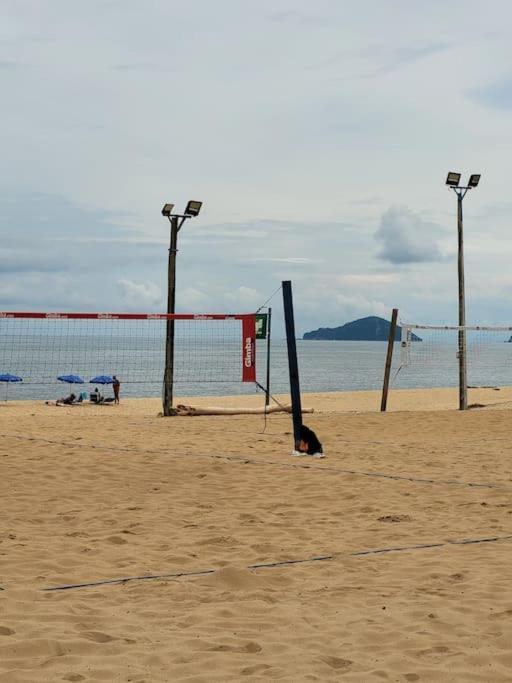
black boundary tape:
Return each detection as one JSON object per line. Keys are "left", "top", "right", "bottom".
{"left": 38, "top": 533, "right": 512, "bottom": 593}
{"left": 1, "top": 433, "right": 506, "bottom": 491}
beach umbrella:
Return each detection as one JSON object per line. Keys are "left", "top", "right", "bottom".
{"left": 57, "top": 374, "right": 84, "bottom": 392}
{"left": 0, "top": 373, "right": 23, "bottom": 401}
{"left": 89, "top": 375, "right": 113, "bottom": 385}
{"left": 89, "top": 375, "right": 113, "bottom": 403}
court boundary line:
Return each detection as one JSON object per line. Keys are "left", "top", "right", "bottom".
{"left": 31, "top": 532, "right": 512, "bottom": 592}
{"left": 0, "top": 533, "right": 507, "bottom": 592}
{"left": 1, "top": 432, "right": 509, "bottom": 491}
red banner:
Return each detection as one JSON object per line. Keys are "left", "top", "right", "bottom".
{"left": 241, "top": 315, "right": 256, "bottom": 383}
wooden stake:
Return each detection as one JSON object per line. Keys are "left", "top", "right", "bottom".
{"left": 381, "top": 308, "right": 399, "bottom": 412}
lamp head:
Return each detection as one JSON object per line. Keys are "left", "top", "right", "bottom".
{"left": 161, "top": 203, "right": 174, "bottom": 217}
{"left": 185, "top": 200, "right": 202, "bottom": 217}
{"left": 446, "top": 172, "right": 461, "bottom": 187}
{"left": 468, "top": 174, "right": 481, "bottom": 188}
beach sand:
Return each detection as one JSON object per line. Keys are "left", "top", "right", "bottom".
{"left": 1, "top": 387, "right": 512, "bottom": 681}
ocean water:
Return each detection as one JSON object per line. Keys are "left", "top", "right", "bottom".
{"left": 2, "top": 335, "right": 512, "bottom": 402}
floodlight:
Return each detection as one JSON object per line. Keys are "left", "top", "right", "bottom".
{"left": 446, "top": 172, "right": 461, "bottom": 187}
{"left": 185, "top": 200, "right": 202, "bottom": 217}
{"left": 161, "top": 203, "right": 174, "bottom": 216}
{"left": 468, "top": 174, "right": 481, "bottom": 188}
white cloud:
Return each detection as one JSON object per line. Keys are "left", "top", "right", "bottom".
{"left": 243, "top": 257, "right": 321, "bottom": 265}
{"left": 375, "top": 206, "right": 445, "bottom": 264}
{"left": 338, "top": 273, "right": 397, "bottom": 285}
{"left": 333, "top": 293, "right": 390, "bottom": 319}
{"left": 224, "top": 286, "right": 261, "bottom": 307}
{"left": 117, "top": 279, "right": 162, "bottom": 306}
{"left": 179, "top": 287, "right": 208, "bottom": 309}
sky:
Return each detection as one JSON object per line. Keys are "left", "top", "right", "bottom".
{"left": 1, "top": 0, "right": 512, "bottom": 336}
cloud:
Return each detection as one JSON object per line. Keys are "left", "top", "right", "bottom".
{"left": 370, "top": 42, "right": 452, "bottom": 77}
{"left": 311, "top": 41, "right": 451, "bottom": 80}
{"left": 224, "top": 286, "right": 261, "bottom": 307}
{"left": 469, "top": 75, "right": 512, "bottom": 109}
{"left": 112, "top": 62, "right": 162, "bottom": 71}
{"left": 339, "top": 273, "right": 397, "bottom": 285}
{"left": 117, "top": 279, "right": 162, "bottom": 306}
{"left": 267, "top": 10, "right": 333, "bottom": 28}
{"left": 0, "top": 248, "right": 69, "bottom": 274}
{"left": 179, "top": 287, "right": 208, "bottom": 309}
{"left": 242, "top": 257, "right": 321, "bottom": 265}
{"left": 191, "top": 226, "right": 268, "bottom": 240}
{"left": 375, "top": 206, "right": 445, "bottom": 264}
{"left": 0, "top": 60, "right": 25, "bottom": 69}
{"left": 333, "top": 292, "right": 391, "bottom": 320}
{"left": 0, "top": 192, "right": 131, "bottom": 242}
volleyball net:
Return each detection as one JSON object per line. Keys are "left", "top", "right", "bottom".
{"left": 398, "top": 323, "right": 512, "bottom": 389}
{"left": 0, "top": 312, "right": 262, "bottom": 400}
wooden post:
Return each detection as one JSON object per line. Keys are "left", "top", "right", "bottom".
{"left": 282, "top": 281, "right": 302, "bottom": 450}
{"left": 457, "top": 194, "right": 468, "bottom": 410}
{"left": 163, "top": 215, "right": 178, "bottom": 416}
{"left": 381, "top": 308, "right": 398, "bottom": 412}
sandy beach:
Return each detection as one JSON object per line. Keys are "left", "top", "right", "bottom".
{"left": 1, "top": 387, "right": 512, "bottom": 681}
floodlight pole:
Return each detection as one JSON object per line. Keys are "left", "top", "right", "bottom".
{"left": 456, "top": 190, "right": 468, "bottom": 411}
{"left": 446, "top": 173, "right": 480, "bottom": 410}
{"left": 161, "top": 201, "right": 202, "bottom": 416}
{"left": 163, "top": 214, "right": 186, "bottom": 416}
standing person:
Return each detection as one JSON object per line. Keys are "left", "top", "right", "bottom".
{"left": 112, "top": 375, "right": 120, "bottom": 404}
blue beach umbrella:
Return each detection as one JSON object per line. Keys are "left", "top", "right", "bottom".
{"left": 57, "top": 375, "right": 84, "bottom": 392}
{"left": 90, "top": 375, "right": 113, "bottom": 385}
{"left": 0, "top": 373, "right": 23, "bottom": 401}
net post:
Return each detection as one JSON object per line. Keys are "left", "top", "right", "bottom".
{"left": 265, "top": 307, "right": 272, "bottom": 407}
{"left": 282, "top": 281, "right": 302, "bottom": 450}
{"left": 381, "top": 308, "right": 399, "bottom": 412}
{"left": 163, "top": 216, "right": 178, "bottom": 416}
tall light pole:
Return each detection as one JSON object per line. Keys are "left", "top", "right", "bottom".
{"left": 161, "top": 200, "right": 203, "bottom": 416}
{"left": 446, "top": 172, "right": 481, "bottom": 411}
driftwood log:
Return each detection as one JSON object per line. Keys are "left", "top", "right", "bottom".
{"left": 172, "top": 403, "right": 314, "bottom": 416}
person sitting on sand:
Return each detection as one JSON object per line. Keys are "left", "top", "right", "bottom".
{"left": 56, "top": 393, "right": 77, "bottom": 406}
{"left": 90, "top": 387, "right": 103, "bottom": 404}
{"left": 297, "top": 425, "right": 324, "bottom": 457}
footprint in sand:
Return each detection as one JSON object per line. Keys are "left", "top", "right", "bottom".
{"left": 449, "top": 572, "right": 465, "bottom": 582}
{"left": 418, "top": 645, "right": 450, "bottom": 656}
{"left": 377, "top": 514, "right": 412, "bottom": 523}
{"left": 240, "top": 664, "right": 272, "bottom": 675}
{"left": 242, "top": 641, "right": 262, "bottom": 653}
{"left": 106, "top": 535, "right": 128, "bottom": 545}
{"left": 320, "top": 656, "right": 353, "bottom": 670}
{"left": 0, "top": 626, "right": 15, "bottom": 636}
{"left": 490, "top": 608, "right": 512, "bottom": 619}
{"left": 82, "top": 631, "right": 117, "bottom": 643}
{"left": 209, "top": 641, "right": 262, "bottom": 653}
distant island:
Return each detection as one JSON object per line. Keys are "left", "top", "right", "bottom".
{"left": 302, "top": 316, "right": 422, "bottom": 341}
